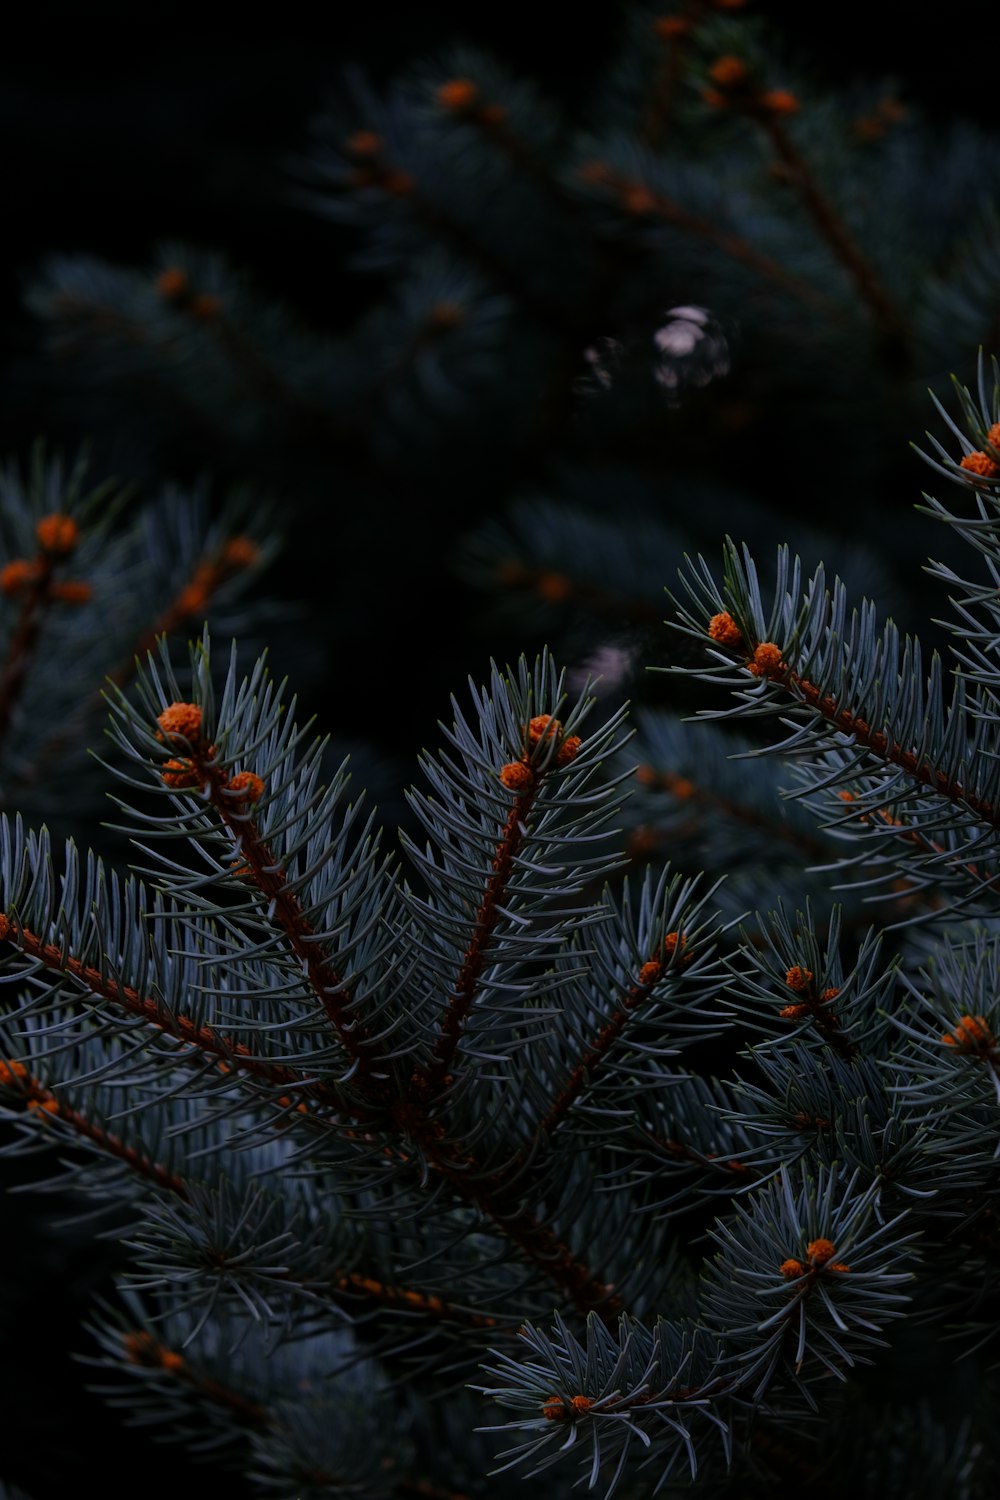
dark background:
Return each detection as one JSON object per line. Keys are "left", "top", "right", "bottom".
{"left": 1, "top": 0, "right": 993, "bottom": 427}
{"left": 0, "top": 5, "right": 992, "bottom": 1496}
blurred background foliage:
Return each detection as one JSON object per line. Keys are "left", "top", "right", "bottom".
{"left": 0, "top": 3, "right": 994, "bottom": 1495}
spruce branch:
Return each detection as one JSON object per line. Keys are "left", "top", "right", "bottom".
{"left": 668, "top": 538, "right": 1000, "bottom": 911}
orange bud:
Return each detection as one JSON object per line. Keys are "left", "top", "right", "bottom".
{"left": 779, "top": 1003, "right": 808, "bottom": 1019}
{"left": 638, "top": 960, "right": 663, "bottom": 986}
{"left": 528, "top": 714, "right": 562, "bottom": 744}
{"left": 536, "top": 570, "right": 571, "bottom": 601}
{"left": 156, "top": 266, "right": 189, "bottom": 301}
{"left": 27, "top": 1096, "right": 60, "bottom": 1115}
{"left": 663, "top": 931, "right": 687, "bottom": 959}
{"left": 707, "top": 611, "right": 743, "bottom": 646}
{"left": 621, "top": 183, "right": 657, "bottom": 216}
{"left": 436, "top": 78, "right": 479, "bottom": 111}
{"left": 190, "top": 293, "right": 222, "bottom": 322}
{"left": 780, "top": 1258, "right": 805, "bottom": 1278}
{"left": 708, "top": 55, "right": 749, "bottom": 88}
{"left": 759, "top": 89, "right": 800, "bottom": 116}
{"left": 569, "top": 1395, "right": 593, "bottom": 1414}
{"left": 0, "top": 1059, "right": 28, "bottom": 1085}
{"left": 0, "top": 559, "right": 39, "bottom": 595}
{"left": 807, "top": 1238, "right": 836, "bottom": 1264}
{"left": 500, "top": 761, "right": 534, "bottom": 791}
{"left": 943, "top": 1014, "right": 995, "bottom": 1050}
{"left": 226, "top": 771, "right": 265, "bottom": 803}
{"left": 219, "top": 536, "right": 260, "bottom": 569}
{"left": 344, "top": 130, "right": 381, "bottom": 158}
{"left": 156, "top": 702, "right": 203, "bottom": 744}
{"left": 556, "top": 735, "right": 582, "bottom": 766}
{"left": 542, "top": 1397, "right": 567, "bottom": 1420}
{"left": 36, "top": 513, "right": 79, "bottom": 556}
{"left": 161, "top": 759, "right": 202, "bottom": 790}
{"left": 785, "top": 966, "right": 813, "bottom": 993}
{"left": 654, "top": 16, "right": 691, "bottom": 38}
{"left": 961, "top": 451, "right": 1000, "bottom": 479}
{"left": 748, "top": 641, "right": 783, "bottom": 676}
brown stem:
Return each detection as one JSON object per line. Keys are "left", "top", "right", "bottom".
{"left": 332, "top": 1271, "right": 500, "bottom": 1329}
{"left": 170, "top": 741, "right": 623, "bottom": 1317}
{"left": 785, "top": 982, "right": 858, "bottom": 1062}
{"left": 419, "top": 1128, "right": 624, "bottom": 1329}
{"left": 126, "top": 1333, "right": 474, "bottom": 1499}
{"left": 196, "top": 756, "right": 386, "bottom": 1093}
{"left": 637, "top": 1125, "right": 756, "bottom": 1180}
{"left": 590, "top": 164, "right": 834, "bottom": 314}
{"left": 0, "top": 915, "right": 361, "bottom": 1117}
{"left": 757, "top": 657, "right": 1000, "bottom": 831}
{"left": 755, "top": 112, "right": 909, "bottom": 362}
{"left": 357, "top": 156, "right": 580, "bottom": 338}
{"left": 642, "top": 4, "right": 703, "bottom": 148}
{"left": 420, "top": 778, "right": 541, "bottom": 1094}
{"left": 465, "top": 102, "right": 586, "bottom": 221}
{"left": 536, "top": 971, "right": 661, "bottom": 1141}
{"left": 15, "top": 1071, "right": 189, "bottom": 1198}
{"left": 125, "top": 1332, "right": 269, "bottom": 1424}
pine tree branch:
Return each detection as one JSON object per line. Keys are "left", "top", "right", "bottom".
{"left": 154, "top": 266, "right": 345, "bottom": 440}
{"left": 419, "top": 776, "right": 543, "bottom": 1094}
{"left": 177, "top": 734, "right": 388, "bottom": 1092}
{"left": 435, "top": 77, "right": 583, "bottom": 220}
{"left": 637, "top": 1124, "right": 756, "bottom": 1182}
{"left": 534, "top": 965, "right": 670, "bottom": 1142}
{"left": 751, "top": 109, "right": 909, "bottom": 363}
{"left": 641, "top": 6, "right": 700, "bottom": 148}
{"left": 1, "top": 1059, "right": 189, "bottom": 1198}
{"left": 122, "top": 1330, "right": 268, "bottom": 1425}
{"left": 348, "top": 145, "right": 580, "bottom": 337}
{"left": 0, "top": 529, "right": 76, "bottom": 752}
{"left": 0, "top": 912, "right": 357, "bottom": 1116}
{"left": 10, "top": 534, "right": 261, "bottom": 800}
{"left": 331, "top": 1272, "right": 501, "bottom": 1330}
{"left": 753, "top": 650, "right": 1000, "bottom": 830}
{"left": 580, "top": 161, "right": 834, "bottom": 313}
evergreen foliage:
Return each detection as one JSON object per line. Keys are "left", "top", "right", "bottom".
{"left": 5, "top": 5, "right": 1000, "bottom": 1498}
